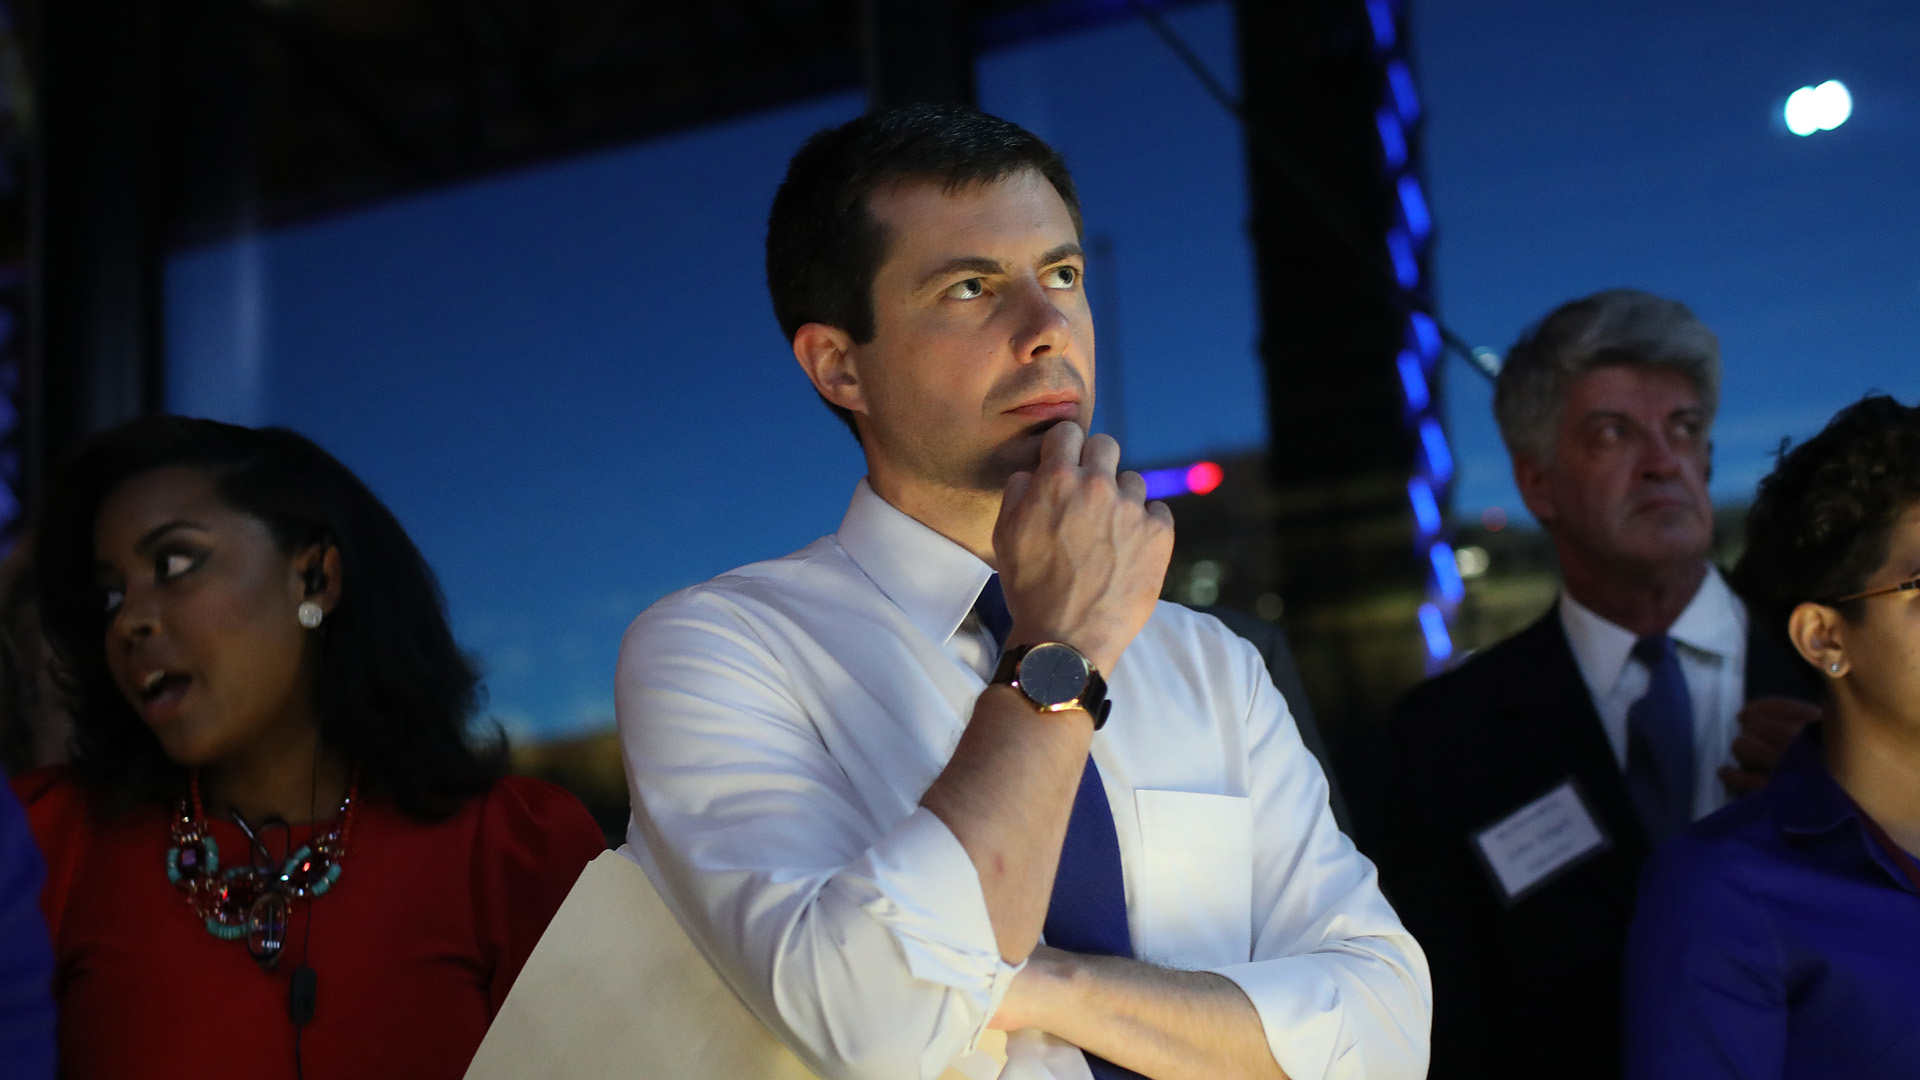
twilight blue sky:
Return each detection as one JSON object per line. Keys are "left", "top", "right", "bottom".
{"left": 1417, "top": 0, "right": 1919, "bottom": 523}
{"left": 166, "top": 0, "right": 1917, "bottom": 739}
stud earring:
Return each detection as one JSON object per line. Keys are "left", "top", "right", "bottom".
{"left": 298, "top": 601, "right": 325, "bottom": 630}
{"left": 1828, "top": 661, "right": 1842, "bottom": 674}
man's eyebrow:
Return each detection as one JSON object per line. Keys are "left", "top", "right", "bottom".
{"left": 917, "top": 256, "right": 1004, "bottom": 291}
{"left": 1037, "top": 242, "right": 1084, "bottom": 267}
{"left": 1579, "top": 409, "right": 1635, "bottom": 425}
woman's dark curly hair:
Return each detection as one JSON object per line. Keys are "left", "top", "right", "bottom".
{"left": 1731, "top": 394, "right": 1920, "bottom": 676}
{"left": 35, "top": 416, "right": 506, "bottom": 820}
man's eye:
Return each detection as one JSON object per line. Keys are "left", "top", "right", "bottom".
{"left": 944, "top": 278, "right": 985, "bottom": 300}
{"left": 1044, "top": 265, "right": 1079, "bottom": 289}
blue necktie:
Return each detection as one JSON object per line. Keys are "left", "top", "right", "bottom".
{"left": 1625, "top": 635, "right": 1696, "bottom": 844}
{"left": 973, "top": 577, "right": 1145, "bottom": 1080}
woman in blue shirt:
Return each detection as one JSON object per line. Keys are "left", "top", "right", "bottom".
{"left": 1622, "top": 394, "right": 1920, "bottom": 1079}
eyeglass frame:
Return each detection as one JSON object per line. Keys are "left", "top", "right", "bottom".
{"left": 1831, "top": 575, "right": 1920, "bottom": 605}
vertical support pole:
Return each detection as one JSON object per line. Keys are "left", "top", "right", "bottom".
{"left": 27, "top": 0, "right": 165, "bottom": 509}
{"left": 1236, "top": 0, "right": 1452, "bottom": 752}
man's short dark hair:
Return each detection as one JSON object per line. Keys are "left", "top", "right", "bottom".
{"left": 1732, "top": 394, "right": 1920, "bottom": 675}
{"left": 765, "top": 103, "right": 1083, "bottom": 442}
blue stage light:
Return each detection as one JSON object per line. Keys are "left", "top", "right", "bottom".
{"left": 1376, "top": 108, "right": 1407, "bottom": 169}
{"left": 1420, "top": 418, "right": 1454, "bottom": 483}
{"left": 1387, "top": 60, "right": 1421, "bottom": 122}
{"left": 1366, "top": 0, "right": 1396, "bottom": 51}
{"left": 1397, "top": 350, "right": 1429, "bottom": 411}
{"left": 1139, "top": 460, "right": 1225, "bottom": 500}
{"left": 1410, "top": 312, "right": 1440, "bottom": 363}
{"left": 1397, "top": 175, "right": 1431, "bottom": 240}
{"left": 1388, "top": 228, "right": 1419, "bottom": 289}
{"left": 1409, "top": 477, "right": 1441, "bottom": 537}
{"left": 1430, "top": 541, "right": 1466, "bottom": 603}
{"left": 1419, "top": 603, "right": 1453, "bottom": 661}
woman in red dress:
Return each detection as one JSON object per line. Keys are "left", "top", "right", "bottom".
{"left": 13, "top": 417, "right": 608, "bottom": 1079}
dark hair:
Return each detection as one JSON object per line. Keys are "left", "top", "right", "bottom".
{"left": 35, "top": 416, "right": 506, "bottom": 820}
{"left": 0, "top": 541, "right": 50, "bottom": 774}
{"left": 1731, "top": 394, "right": 1920, "bottom": 674}
{"left": 765, "top": 103, "right": 1083, "bottom": 441}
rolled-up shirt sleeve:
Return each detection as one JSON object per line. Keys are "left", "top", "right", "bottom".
{"left": 1212, "top": 640, "right": 1433, "bottom": 1080}
{"left": 616, "top": 589, "right": 1017, "bottom": 1080}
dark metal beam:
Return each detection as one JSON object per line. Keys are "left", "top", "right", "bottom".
{"left": 1236, "top": 0, "right": 1433, "bottom": 751}
{"left": 28, "top": 0, "right": 165, "bottom": 502}
{"left": 862, "top": 0, "right": 975, "bottom": 111}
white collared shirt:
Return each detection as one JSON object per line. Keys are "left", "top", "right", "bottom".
{"left": 615, "top": 480, "right": 1431, "bottom": 1080}
{"left": 1558, "top": 566, "right": 1749, "bottom": 821}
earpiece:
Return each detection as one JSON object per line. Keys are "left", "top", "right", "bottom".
{"left": 302, "top": 565, "right": 330, "bottom": 596}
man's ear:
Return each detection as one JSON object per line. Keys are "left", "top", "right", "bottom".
{"left": 1512, "top": 453, "right": 1558, "bottom": 526}
{"left": 792, "top": 323, "right": 865, "bottom": 417}
{"left": 1788, "top": 601, "right": 1847, "bottom": 677}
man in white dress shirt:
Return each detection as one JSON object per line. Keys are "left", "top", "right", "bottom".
{"left": 613, "top": 105, "right": 1430, "bottom": 1080}
{"left": 1353, "top": 289, "right": 1822, "bottom": 1080}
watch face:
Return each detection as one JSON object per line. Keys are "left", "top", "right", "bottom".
{"left": 1017, "top": 643, "right": 1090, "bottom": 707}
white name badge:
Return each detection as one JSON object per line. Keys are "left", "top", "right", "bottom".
{"left": 1471, "top": 780, "right": 1610, "bottom": 904}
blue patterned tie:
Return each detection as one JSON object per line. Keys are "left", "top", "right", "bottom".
{"left": 1625, "top": 635, "right": 1696, "bottom": 843}
{"left": 973, "top": 577, "right": 1145, "bottom": 1080}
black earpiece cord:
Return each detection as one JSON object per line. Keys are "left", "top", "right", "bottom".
{"left": 290, "top": 750, "right": 320, "bottom": 1080}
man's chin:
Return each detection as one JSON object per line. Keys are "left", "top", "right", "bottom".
{"left": 1614, "top": 523, "right": 1715, "bottom": 568}
{"left": 975, "top": 432, "right": 1048, "bottom": 488}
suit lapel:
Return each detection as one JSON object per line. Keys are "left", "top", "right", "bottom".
{"left": 1492, "top": 612, "right": 1651, "bottom": 861}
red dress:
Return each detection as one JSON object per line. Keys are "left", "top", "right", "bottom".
{"left": 13, "top": 768, "right": 607, "bottom": 1080}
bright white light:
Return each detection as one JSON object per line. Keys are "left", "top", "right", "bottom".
{"left": 1784, "top": 79, "right": 1852, "bottom": 136}
{"left": 1815, "top": 80, "right": 1853, "bottom": 127}
{"left": 1456, "top": 545, "right": 1491, "bottom": 580}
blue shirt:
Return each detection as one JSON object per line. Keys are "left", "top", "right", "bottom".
{"left": 0, "top": 777, "right": 55, "bottom": 1080}
{"left": 1623, "top": 725, "right": 1920, "bottom": 1079}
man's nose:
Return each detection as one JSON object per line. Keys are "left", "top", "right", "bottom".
{"left": 1008, "top": 278, "right": 1073, "bottom": 363}
{"left": 1639, "top": 430, "right": 1686, "bottom": 478}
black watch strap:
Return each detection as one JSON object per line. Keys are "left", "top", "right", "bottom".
{"left": 991, "top": 642, "right": 1112, "bottom": 729}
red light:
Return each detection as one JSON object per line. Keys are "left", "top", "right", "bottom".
{"left": 1481, "top": 506, "right": 1507, "bottom": 532}
{"left": 1185, "top": 461, "right": 1224, "bottom": 496}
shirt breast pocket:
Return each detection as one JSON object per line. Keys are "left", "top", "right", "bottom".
{"left": 1130, "top": 789, "right": 1253, "bottom": 969}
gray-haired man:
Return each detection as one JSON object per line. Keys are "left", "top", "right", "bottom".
{"left": 1351, "top": 289, "right": 1822, "bottom": 1080}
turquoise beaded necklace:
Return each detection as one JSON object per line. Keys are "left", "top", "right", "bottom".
{"left": 164, "top": 768, "right": 358, "bottom": 968}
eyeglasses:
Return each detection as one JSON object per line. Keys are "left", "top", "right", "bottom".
{"left": 1833, "top": 575, "right": 1920, "bottom": 604}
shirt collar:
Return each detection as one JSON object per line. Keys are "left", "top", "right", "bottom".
{"left": 1770, "top": 724, "right": 1920, "bottom": 895}
{"left": 834, "top": 479, "right": 994, "bottom": 648}
{"left": 1559, "top": 565, "right": 1745, "bottom": 693}
{"left": 1771, "top": 724, "right": 1856, "bottom": 836}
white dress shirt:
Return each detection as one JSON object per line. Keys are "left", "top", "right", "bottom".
{"left": 615, "top": 480, "right": 1431, "bottom": 1080}
{"left": 1558, "top": 566, "right": 1749, "bottom": 821}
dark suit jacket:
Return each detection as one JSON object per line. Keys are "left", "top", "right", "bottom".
{"left": 1348, "top": 601, "right": 1820, "bottom": 1080}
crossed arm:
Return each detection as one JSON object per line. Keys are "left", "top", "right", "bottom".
{"left": 619, "top": 425, "right": 1427, "bottom": 1079}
